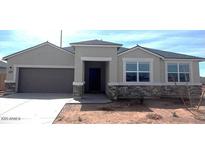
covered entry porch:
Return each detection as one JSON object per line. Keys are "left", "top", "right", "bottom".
{"left": 84, "top": 61, "right": 107, "bottom": 93}
{"left": 73, "top": 57, "right": 115, "bottom": 98}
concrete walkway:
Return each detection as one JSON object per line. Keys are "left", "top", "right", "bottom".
{"left": 0, "top": 93, "right": 111, "bottom": 124}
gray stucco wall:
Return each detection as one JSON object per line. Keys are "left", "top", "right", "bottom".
{"left": 6, "top": 44, "right": 74, "bottom": 82}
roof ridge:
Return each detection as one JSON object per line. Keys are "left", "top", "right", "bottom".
{"left": 70, "top": 39, "right": 122, "bottom": 46}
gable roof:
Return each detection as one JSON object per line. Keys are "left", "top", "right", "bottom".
{"left": 0, "top": 60, "right": 7, "bottom": 68}
{"left": 70, "top": 39, "right": 122, "bottom": 46}
{"left": 3, "top": 41, "right": 74, "bottom": 60}
{"left": 118, "top": 45, "right": 205, "bottom": 60}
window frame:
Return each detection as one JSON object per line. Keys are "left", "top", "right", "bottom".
{"left": 123, "top": 58, "right": 153, "bottom": 83}
{"left": 166, "top": 62, "right": 192, "bottom": 83}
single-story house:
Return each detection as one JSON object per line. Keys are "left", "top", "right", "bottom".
{"left": 3, "top": 39, "right": 205, "bottom": 99}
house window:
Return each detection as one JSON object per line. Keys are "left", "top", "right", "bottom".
{"left": 179, "top": 64, "right": 190, "bottom": 82}
{"left": 139, "top": 62, "right": 150, "bottom": 82}
{"left": 126, "top": 62, "right": 150, "bottom": 82}
{"left": 126, "top": 63, "right": 137, "bottom": 82}
{"left": 167, "top": 63, "right": 190, "bottom": 82}
{"left": 168, "top": 64, "right": 178, "bottom": 82}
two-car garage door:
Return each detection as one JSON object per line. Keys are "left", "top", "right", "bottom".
{"left": 18, "top": 68, "right": 74, "bottom": 93}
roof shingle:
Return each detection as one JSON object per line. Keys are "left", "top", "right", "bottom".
{"left": 139, "top": 46, "right": 204, "bottom": 59}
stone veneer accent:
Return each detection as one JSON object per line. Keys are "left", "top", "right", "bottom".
{"left": 106, "top": 85, "right": 118, "bottom": 100}
{"left": 5, "top": 82, "right": 16, "bottom": 93}
{"left": 73, "top": 85, "right": 84, "bottom": 98}
{"left": 107, "top": 85, "right": 202, "bottom": 100}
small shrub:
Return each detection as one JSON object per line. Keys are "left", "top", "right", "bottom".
{"left": 139, "top": 97, "right": 144, "bottom": 104}
{"left": 56, "top": 116, "right": 63, "bottom": 122}
{"left": 78, "top": 116, "right": 83, "bottom": 122}
{"left": 146, "top": 113, "right": 163, "bottom": 120}
{"left": 172, "top": 112, "right": 179, "bottom": 118}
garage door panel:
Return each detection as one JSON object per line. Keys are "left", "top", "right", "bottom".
{"left": 18, "top": 68, "right": 74, "bottom": 93}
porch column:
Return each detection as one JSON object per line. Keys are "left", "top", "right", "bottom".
{"left": 106, "top": 56, "right": 118, "bottom": 100}
{"left": 73, "top": 57, "right": 85, "bottom": 98}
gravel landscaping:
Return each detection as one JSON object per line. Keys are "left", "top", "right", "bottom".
{"left": 53, "top": 98, "right": 205, "bottom": 124}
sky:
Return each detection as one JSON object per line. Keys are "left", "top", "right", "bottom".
{"left": 0, "top": 30, "right": 205, "bottom": 76}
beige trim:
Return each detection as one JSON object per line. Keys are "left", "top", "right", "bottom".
{"left": 108, "top": 82, "right": 202, "bottom": 86}
{"left": 4, "top": 80, "right": 15, "bottom": 83}
{"left": 81, "top": 57, "right": 112, "bottom": 61}
{"left": 3, "top": 42, "right": 74, "bottom": 60}
{"left": 73, "top": 82, "right": 85, "bottom": 86}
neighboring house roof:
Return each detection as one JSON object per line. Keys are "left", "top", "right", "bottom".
{"left": 63, "top": 46, "right": 75, "bottom": 54}
{"left": 0, "top": 60, "right": 7, "bottom": 68}
{"left": 119, "top": 45, "right": 205, "bottom": 60}
{"left": 70, "top": 39, "right": 122, "bottom": 46}
{"left": 3, "top": 41, "right": 74, "bottom": 60}
{"left": 117, "top": 47, "right": 129, "bottom": 54}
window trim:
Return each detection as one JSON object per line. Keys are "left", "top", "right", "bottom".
{"left": 123, "top": 58, "right": 153, "bottom": 83}
{"left": 165, "top": 61, "right": 193, "bottom": 83}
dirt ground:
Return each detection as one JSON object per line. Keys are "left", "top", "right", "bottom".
{"left": 53, "top": 98, "right": 205, "bottom": 124}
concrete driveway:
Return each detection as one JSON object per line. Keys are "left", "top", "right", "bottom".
{"left": 0, "top": 93, "right": 73, "bottom": 124}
